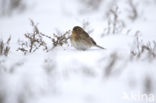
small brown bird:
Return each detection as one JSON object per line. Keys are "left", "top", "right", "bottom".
{"left": 70, "top": 26, "right": 105, "bottom": 50}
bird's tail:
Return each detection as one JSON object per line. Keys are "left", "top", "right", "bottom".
{"left": 95, "top": 45, "right": 105, "bottom": 49}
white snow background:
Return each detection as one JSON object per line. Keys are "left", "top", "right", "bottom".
{"left": 0, "top": 0, "right": 156, "bottom": 103}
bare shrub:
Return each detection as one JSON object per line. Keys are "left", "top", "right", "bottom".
{"left": 102, "top": 52, "right": 127, "bottom": 78}
{"left": 17, "top": 19, "right": 70, "bottom": 54}
{"left": 102, "top": 6, "right": 125, "bottom": 36}
{"left": 42, "top": 30, "right": 70, "bottom": 49}
{"left": 127, "top": 0, "right": 138, "bottom": 21}
{"left": 130, "top": 32, "right": 156, "bottom": 61}
{"left": 17, "top": 19, "right": 48, "bottom": 55}
{"left": 104, "top": 52, "right": 118, "bottom": 77}
{"left": 0, "top": 36, "right": 11, "bottom": 56}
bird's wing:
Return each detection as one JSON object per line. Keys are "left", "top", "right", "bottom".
{"left": 90, "top": 37, "right": 97, "bottom": 45}
{"left": 80, "top": 31, "right": 97, "bottom": 45}
{"left": 82, "top": 30, "right": 90, "bottom": 37}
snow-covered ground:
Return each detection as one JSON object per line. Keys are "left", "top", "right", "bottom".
{"left": 0, "top": 0, "right": 156, "bottom": 103}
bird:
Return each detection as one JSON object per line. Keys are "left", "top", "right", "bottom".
{"left": 70, "top": 26, "right": 105, "bottom": 50}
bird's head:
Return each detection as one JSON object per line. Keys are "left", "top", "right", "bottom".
{"left": 72, "top": 26, "right": 84, "bottom": 34}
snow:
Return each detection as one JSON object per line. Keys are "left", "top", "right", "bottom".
{"left": 0, "top": 0, "right": 156, "bottom": 103}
